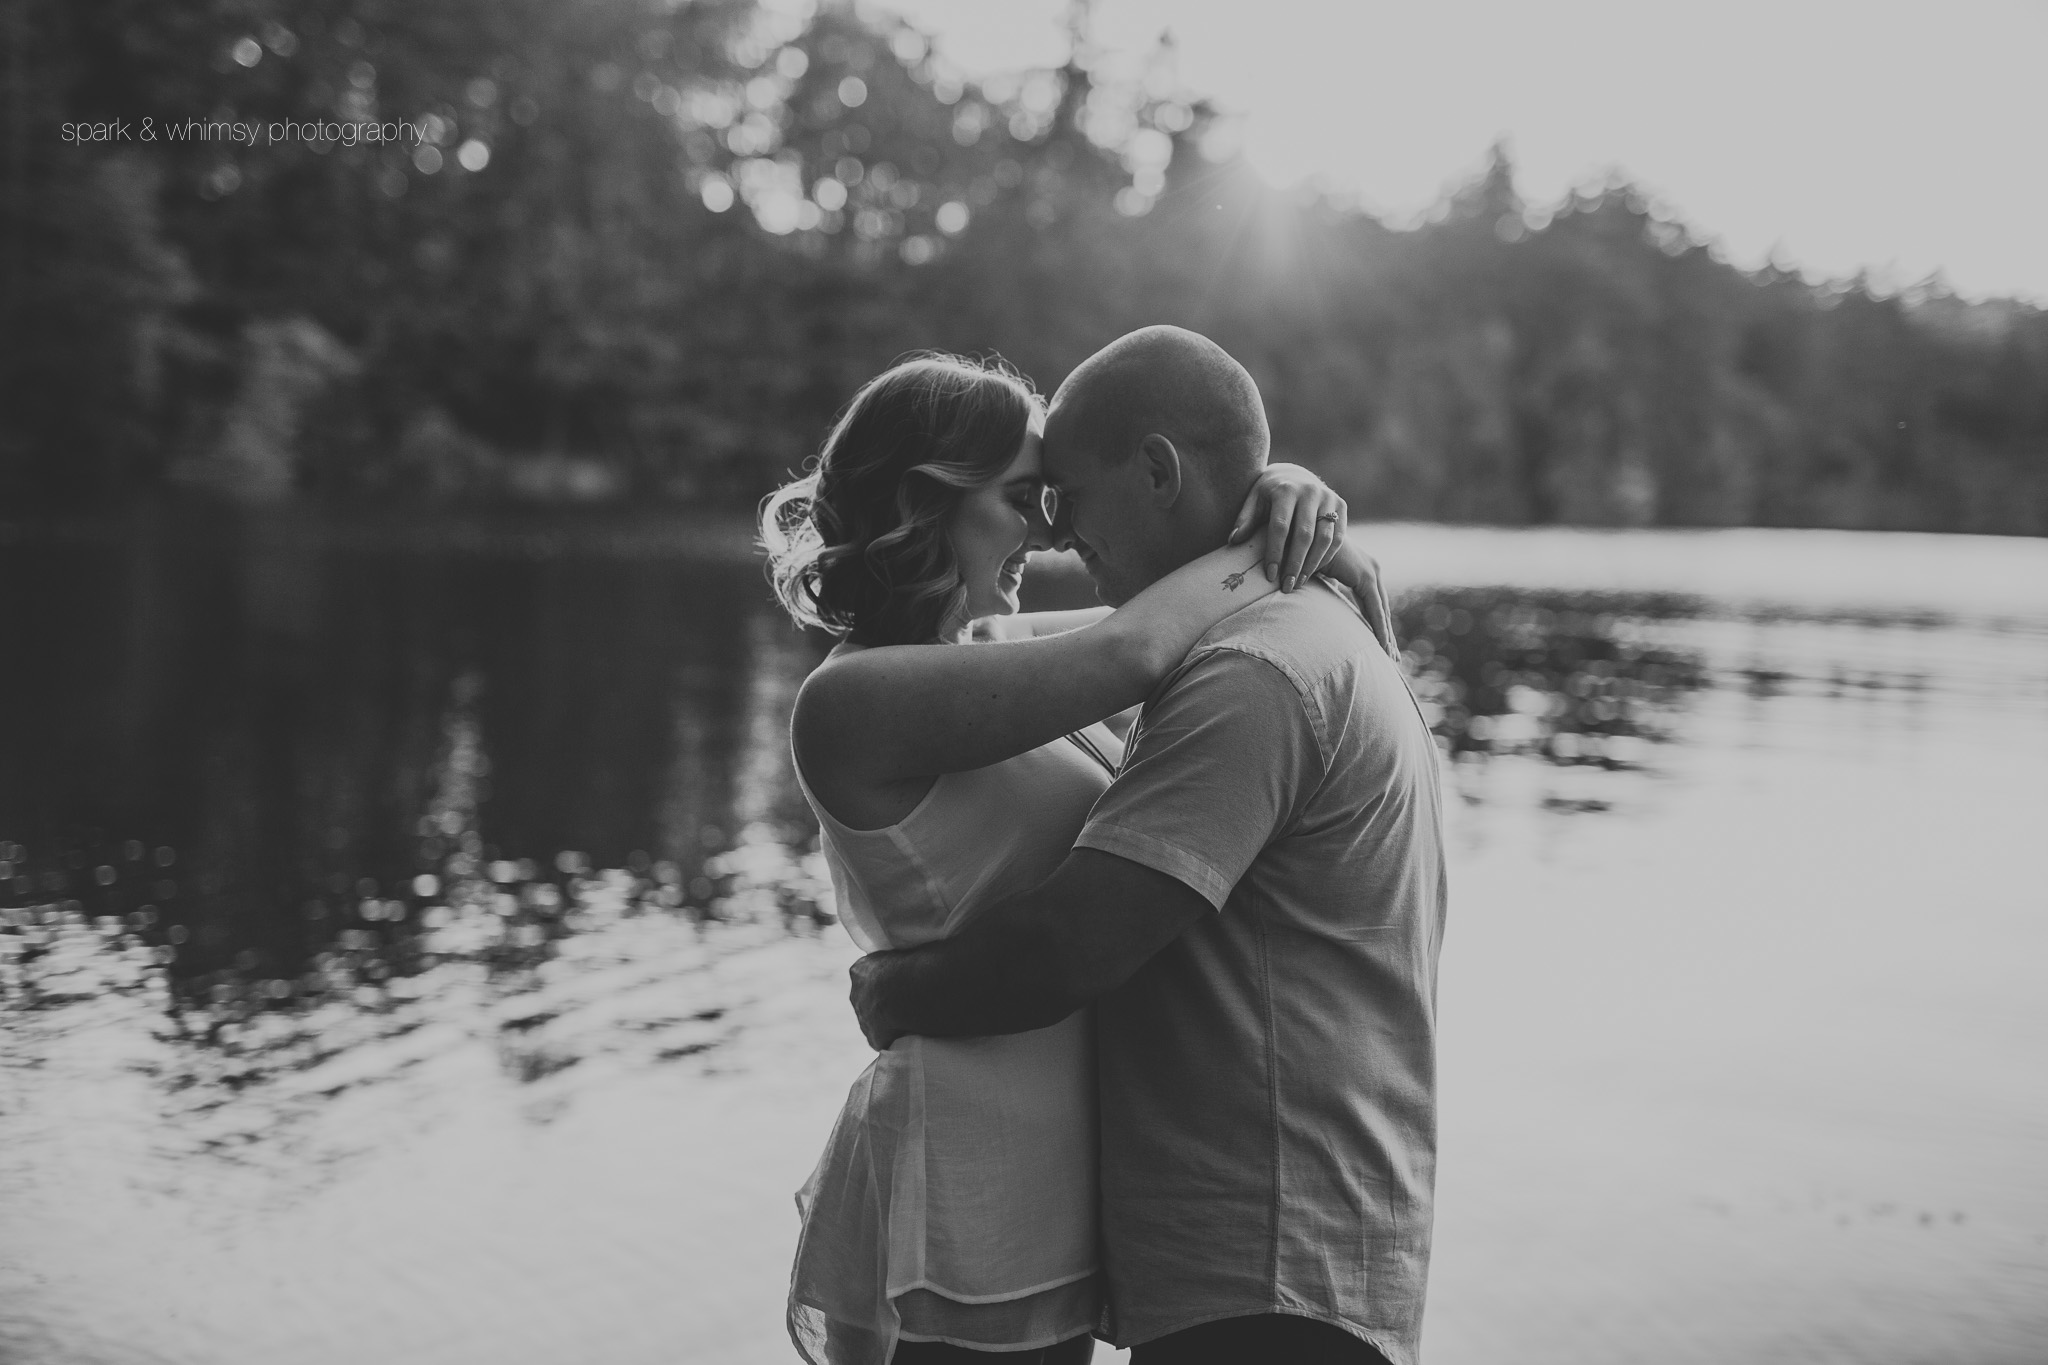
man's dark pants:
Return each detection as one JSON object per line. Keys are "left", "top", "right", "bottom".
{"left": 1130, "top": 1313, "right": 1393, "bottom": 1364}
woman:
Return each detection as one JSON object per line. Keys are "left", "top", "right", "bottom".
{"left": 762, "top": 354, "right": 1382, "bottom": 1365}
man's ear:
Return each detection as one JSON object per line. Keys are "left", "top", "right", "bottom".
{"left": 1136, "top": 433, "right": 1184, "bottom": 508}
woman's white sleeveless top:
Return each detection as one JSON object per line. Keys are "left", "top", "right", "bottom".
{"left": 787, "top": 728, "right": 1118, "bottom": 1365}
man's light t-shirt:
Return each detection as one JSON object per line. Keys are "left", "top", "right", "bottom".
{"left": 1075, "top": 581, "right": 1448, "bottom": 1363}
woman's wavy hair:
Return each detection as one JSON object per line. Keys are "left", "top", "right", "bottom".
{"left": 760, "top": 354, "right": 1041, "bottom": 645}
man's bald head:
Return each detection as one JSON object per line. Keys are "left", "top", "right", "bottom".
{"left": 1038, "top": 327, "right": 1272, "bottom": 604}
{"left": 1045, "top": 325, "right": 1269, "bottom": 497}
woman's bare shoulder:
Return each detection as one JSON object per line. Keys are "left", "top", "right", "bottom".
{"left": 792, "top": 642, "right": 939, "bottom": 830}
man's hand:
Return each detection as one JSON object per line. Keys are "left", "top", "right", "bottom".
{"left": 840, "top": 850, "right": 1210, "bottom": 1047}
{"left": 849, "top": 950, "right": 906, "bottom": 1052}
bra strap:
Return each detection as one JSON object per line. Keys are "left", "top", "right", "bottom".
{"left": 1064, "top": 728, "right": 1117, "bottom": 775}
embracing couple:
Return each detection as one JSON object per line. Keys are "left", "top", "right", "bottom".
{"left": 760, "top": 327, "right": 1447, "bottom": 1365}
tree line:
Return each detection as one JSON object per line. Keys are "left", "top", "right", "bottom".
{"left": 5, "top": 0, "right": 2044, "bottom": 533}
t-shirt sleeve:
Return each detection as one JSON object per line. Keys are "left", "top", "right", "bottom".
{"left": 1074, "top": 648, "right": 1323, "bottom": 909}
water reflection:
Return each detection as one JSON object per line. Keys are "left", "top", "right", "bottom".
{"left": 1396, "top": 589, "right": 1709, "bottom": 767}
{"left": 0, "top": 514, "right": 835, "bottom": 1154}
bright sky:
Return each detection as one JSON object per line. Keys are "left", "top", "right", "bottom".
{"left": 870, "top": 0, "right": 2048, "bottom": 303}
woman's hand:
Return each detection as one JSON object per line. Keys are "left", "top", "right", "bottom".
{"left": 1323, "top": 537, "right": 1398, "bottom": 655}
{"left": 1226, "top": 463, "right": 1349, "bottom": 591}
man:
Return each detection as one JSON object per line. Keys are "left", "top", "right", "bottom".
{"left": 850, "top": 326, "right": 1448, "bottom": 1365}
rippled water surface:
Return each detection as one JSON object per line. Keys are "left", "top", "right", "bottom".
{"left": 3, "top": 512, "right": 2045, "bottom": 1365}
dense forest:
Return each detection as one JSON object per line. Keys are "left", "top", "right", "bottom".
{"left": 6, "top": 0, "right": 2046, "bottom": 533}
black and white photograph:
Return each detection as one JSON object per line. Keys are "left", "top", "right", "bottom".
{"left": 3, "top": 1, "right": 2044, "bottom": 1362}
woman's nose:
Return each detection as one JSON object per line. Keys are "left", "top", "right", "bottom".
{"left": 1026, "top": 507, "right": 1055, "bottom": 551}
{"left": 1030, "top": 499, "right": 1066, "bottom": 550}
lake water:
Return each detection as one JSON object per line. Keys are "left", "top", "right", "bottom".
{"left": 3, "top": 510, "right": 2045, "bottom": 1365}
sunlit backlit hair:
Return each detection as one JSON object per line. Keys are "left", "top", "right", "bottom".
{"left": 760, "top": 354, "right": 1041, "bottom": 645}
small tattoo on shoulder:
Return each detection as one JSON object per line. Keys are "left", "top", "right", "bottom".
{"left": 1222, "top": 568, "right": 1250, "bottom": 591}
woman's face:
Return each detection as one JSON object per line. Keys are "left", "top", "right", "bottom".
{"left": 945, "top": 418, "right": 1052, "bottom": 630}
